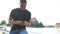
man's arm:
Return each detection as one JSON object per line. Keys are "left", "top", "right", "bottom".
{"left": 9, "top": 17, "right": 30, "bottom": 26}
{"left": 9, "top": 17, "right": 23, "bottom": 25}
{"left": 22, "top": 19, "right": 31, "bottom": 26}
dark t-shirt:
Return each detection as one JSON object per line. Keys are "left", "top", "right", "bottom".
{"left": 10, "top": 8, "right": 31, "bottom": 30}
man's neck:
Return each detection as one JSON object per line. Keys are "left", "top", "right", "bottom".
{"left": 20, "top": 8, "right": 25, "bottom": 11}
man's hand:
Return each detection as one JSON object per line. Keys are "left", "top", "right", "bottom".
{"left": 9, "top": 20, "right": 30, "bottom": 26}
{"left": 24, "top": 21, "right": 29, "bottom": 26}
{"left": 21, "top": 21, "right": 29, "bottom": 26}
{"left": 9, "top": 20, "right": 23, "bottom": 25}
{"left": 16, "top": 21, "right": 23, "bottom": 25}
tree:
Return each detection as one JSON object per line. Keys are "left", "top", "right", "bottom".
{"left": 39, "top": 22, "right": 44, "bottom": 27}
{"left": 30, "top": 20, "right": 39, "bottom": 27}
{"left": 0, "top": 20, "right": 6, "bottom": 25}
{"left": 29, "top": 20, "right": 44, "bottom": 28}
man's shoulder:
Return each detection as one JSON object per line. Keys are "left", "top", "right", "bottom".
{"left": 25, "top": 9, "right": 31, "bottom": 13}
{"left": 12, "top": 8, "right": 20, "bottom": 11}
{"left": 11, "top": 8, "right": 20, "bottom": 12}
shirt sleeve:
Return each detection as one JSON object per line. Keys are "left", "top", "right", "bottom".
{"left": 27, "top": 11, "right": 31, "bottom": 22}
{"left": 9, "top": 9, "right": 15, "bottom": 20}
{"left": 29, "top": 11, "right": 31, "bottom": 19}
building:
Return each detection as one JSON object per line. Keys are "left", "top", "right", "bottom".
{"left": 55, "top": 23, "right": 60, "bottom": 28}
{"left": 30, "top": 17, "right": 37, "bottom": 22}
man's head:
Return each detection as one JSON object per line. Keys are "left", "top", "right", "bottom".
{"left": 20, "top": 0, "right": 27, "bottom": 10}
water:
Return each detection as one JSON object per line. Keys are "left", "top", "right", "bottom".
{"left": 0, "top": 27, "right": 60, "bottom": 34}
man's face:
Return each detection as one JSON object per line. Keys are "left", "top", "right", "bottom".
{"left": 20, "top": 3, "right": 26, "bottom": 10}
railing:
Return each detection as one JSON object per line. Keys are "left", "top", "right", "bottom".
{"left": 0, "top": 29, "right": 9, "bottom": 34}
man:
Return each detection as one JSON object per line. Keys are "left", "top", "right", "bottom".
{"left": 9, "top": 0, "right": 31, "bottom": 34}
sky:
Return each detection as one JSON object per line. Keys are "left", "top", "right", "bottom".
{"left": 0, "top": 0, "right": 60, "bottom": 25}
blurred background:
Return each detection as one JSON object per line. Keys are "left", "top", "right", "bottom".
{"left": 0, "top": 0, "right": 60, "bottom": 34}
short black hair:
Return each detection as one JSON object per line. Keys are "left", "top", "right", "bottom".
{"left": 20, "top": 0, "right": 27, "bottom": 3}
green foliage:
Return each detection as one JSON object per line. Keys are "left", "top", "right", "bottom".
{"left": 29, "top": 20, "right": 44, "bottom": 28}
{"left": 39, "top": 22, "right": 44, "bottom": 27}
{"left": 0, "top": 20, "right": 6, "bottom": 25}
